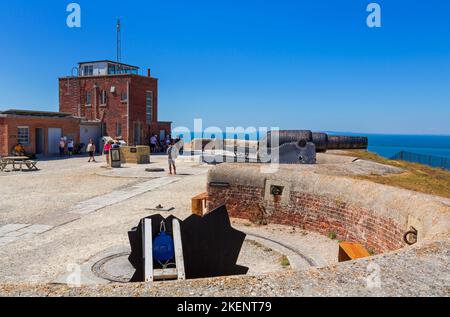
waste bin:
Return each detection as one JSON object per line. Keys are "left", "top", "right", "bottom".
{"left": 110, "top": 148, "right": 122, "bottom": 168}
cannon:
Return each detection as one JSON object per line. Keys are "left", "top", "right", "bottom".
{"left": 197, "top": 130, "right": 368, "bottom": 165}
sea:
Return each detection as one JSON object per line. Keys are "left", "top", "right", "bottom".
{"left": 326, "top": 132, "right": 450, "bottom": 160}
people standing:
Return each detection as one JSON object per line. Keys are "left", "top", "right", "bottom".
{"left": 67, "top": 139, "right": 74, "bottom": 156}
{"left": 87, "top": 139, "right": 96, "bottom": 162}
{"left": 150, "top": 135, "right": 158, "bottom": 153}
{"left": 112, "top": 140, "right": 120, "bottom": 149}
{"left": 103, "top": 140, "right": 112, "bottom": 166}
{"left": 59, "top": 138, "right": 66, "bottom": 157}
{"left": 167, "top": 140, "right": 178, "bottom": 175}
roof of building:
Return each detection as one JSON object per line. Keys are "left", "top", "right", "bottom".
{"left": 78, "top": 60, "right": 139, "bottom": 69}
{"left": 0, "top": 109, "right": 74, "bottom": 118}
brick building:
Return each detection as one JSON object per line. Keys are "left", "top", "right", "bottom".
{"left": 59, "top": 60, "right": 172, "bottom": 146}
{"left": 0, "top": 110, "right": 80, "bottom": 157}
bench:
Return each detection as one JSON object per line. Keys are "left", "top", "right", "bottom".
{"left": 24, "top": 160, "right": 38, "bottom": 171}
{"left": 192, "top": 192, "right": 209, "bottom": 217}
{"left": 338, "top": 242, "right": 371, "bottom": 262}
{"left": 0, "top": 159, "right": 38, "bottom": 172}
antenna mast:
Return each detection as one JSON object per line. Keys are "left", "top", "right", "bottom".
{"left": 116, "top": 19, "right": 122, "bottom": 63}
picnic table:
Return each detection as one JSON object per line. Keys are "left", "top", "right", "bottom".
{"left": 0, "top": 156, "right": 38, "bottom": 172}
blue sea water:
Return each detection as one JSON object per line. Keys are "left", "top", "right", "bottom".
{"left": 327, "top": 132, "right": 450, "bottom": 160}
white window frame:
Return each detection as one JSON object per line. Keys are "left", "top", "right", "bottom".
{"left": 100, "top": 90, "right": 107, "bottom": 106}
{"left": 116, "top": 122, "right": 122, "bottom": 137}
{"left": 83, "top": 65, "right": 94, "bottom": 76}
{"left": 120, "top": 91, "right": 128, "bottom": 103}
{"left": 17, "top": 126, "right": 30, "bottom": 145}
{"left": 86, "top": 91, "right": 92, "bottom": 107}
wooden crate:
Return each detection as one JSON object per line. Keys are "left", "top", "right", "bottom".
{"left": 192, "top": 192, "right": 209, "bottom": 217}
{"left": 338, "top": 242, "right": 371, "bottom": 262}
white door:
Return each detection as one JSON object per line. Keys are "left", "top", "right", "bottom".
{"left": 48, "top": 128, "right": 62, "bottom": 154}
{"left": 80, "top": 124, "right": 100, "bottom": 151}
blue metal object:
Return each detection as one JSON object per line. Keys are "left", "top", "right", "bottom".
{"left": 153, "top": 232, "right": 175, "bottom": 263}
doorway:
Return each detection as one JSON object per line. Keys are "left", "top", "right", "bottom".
{"left": 48, "top": 128, "right": 62, "bottom": 154}
{"left": 35, "top": 128, "right": 44, "bottom": 155}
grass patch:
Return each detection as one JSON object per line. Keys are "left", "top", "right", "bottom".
{"left": 280, "top": 256, "right": 291, "bottom": 268}
{"left": 339, "top": 150, "right": 450, "bottom": 199}
{"left": 328, "top": 232, "right": 337, "bottom": 240}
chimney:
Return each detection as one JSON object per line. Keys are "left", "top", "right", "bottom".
{"left": 147, "top": 69, "right": 151, "bottom": 77}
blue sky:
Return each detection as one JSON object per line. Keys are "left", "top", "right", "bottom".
{"left": 0, "top": 0, "right": 449, "bottom": 134}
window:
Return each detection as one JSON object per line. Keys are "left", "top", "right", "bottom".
{"left": 86, "top": 91, "right": 92, "bottom": 106}
{"left": 134, "top": 122, "right": 142, "bottom": 145}
{"left": 101, "top": 122, "right": 108, "bottom": 137}
{"left": 146, "top": 91, "right": 153, "bottom": 124}
{"left": 108, "top": 64, "right": 116, "bottom": 75}
{"left": 83, "top": 65, "right": 93, "bottom": 76}
{"left": 100, "top": 90, "right": 107, "bottom": 105}
{"left": 121, "top": 91, "right": 128, "bottom": 102}
{"left": 17, "top": 127, "right": 30, "bottom": 144}
{"left": 116, "top": 122, "right": 122, "bottom": 137}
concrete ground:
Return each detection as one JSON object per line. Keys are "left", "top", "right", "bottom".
{"left": 0, "top": 152, "right": 397, "bottom": 285}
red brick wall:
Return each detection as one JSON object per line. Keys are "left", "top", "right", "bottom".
{"left": 59, "top": 75, "right": 131, "bottom": 141}
{"left": 59, "top": 74, "right": 165, "bottom": 145}
{"left": 207, "top": 184, "right": 406, "bottom": 253}
{"left": 0, "top": 117, "right": 7, "bottom": 156}
{"left": 129, "top": 76, "right": 159, "bottom": 145}
{"left": 0, "top": 116, "right": 80, "bottom": 156}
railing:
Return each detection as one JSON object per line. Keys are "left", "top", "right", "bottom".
{"left": 391, "top": 151, "right": 450, "bottom": 170}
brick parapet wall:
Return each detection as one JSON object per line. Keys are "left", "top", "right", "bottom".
{"left": 208, "top": 184, "right": 405, "bottom": 253}
{"left": 207, "top": 164, "right": 450, "bottom": 254}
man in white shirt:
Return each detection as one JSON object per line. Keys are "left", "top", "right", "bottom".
{"left": 150, "top": 135, "right": 158, "bottom": 153}
{"left": 167, "top": 140, "right": 178, "bottom": 175}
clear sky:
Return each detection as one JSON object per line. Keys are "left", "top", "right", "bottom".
{"left": 0, "top": 0, "right": 449, "bottom": 134}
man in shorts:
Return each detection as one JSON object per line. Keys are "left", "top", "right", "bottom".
{"left": 167, "top": 140, "right": 178, "bottom": 175}
{"left": 87, "top": 139, "right": 96, "bottom": 163}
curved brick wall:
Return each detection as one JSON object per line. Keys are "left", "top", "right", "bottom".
{"left": 207, "top": 164, "right": 450, "bottom": 254}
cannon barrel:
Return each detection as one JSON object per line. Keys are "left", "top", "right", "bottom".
{"left": 326, "top": 135, "right": 368, "bottom": 150}
{"left": 262, "top": 130, "right": 313, "bottom": 148}
{"left": 312, "top": 132, "right": 329, "bottom": 153}
{"left": 260, "top": 131, "right": 368, "bottom": 151}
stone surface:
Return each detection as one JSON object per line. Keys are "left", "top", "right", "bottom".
{"left": 0, "top": 240, "right": 448, "bottom": 297}
{"left": 0, "top": 224, "right": 30, "bottom": 236}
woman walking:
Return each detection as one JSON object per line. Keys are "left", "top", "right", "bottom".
{"left": 103, "top": 140, "right": 112, "bottom": 166}
{"left": 87, "top": 139, "right": 96, "bottom": 163}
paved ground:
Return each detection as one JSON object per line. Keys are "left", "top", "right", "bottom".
{"left": 0, "top": 154, "right": 211, "bottom": 283}
{"left": 0, "top": 152, "right": 403, "bottom": 286}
